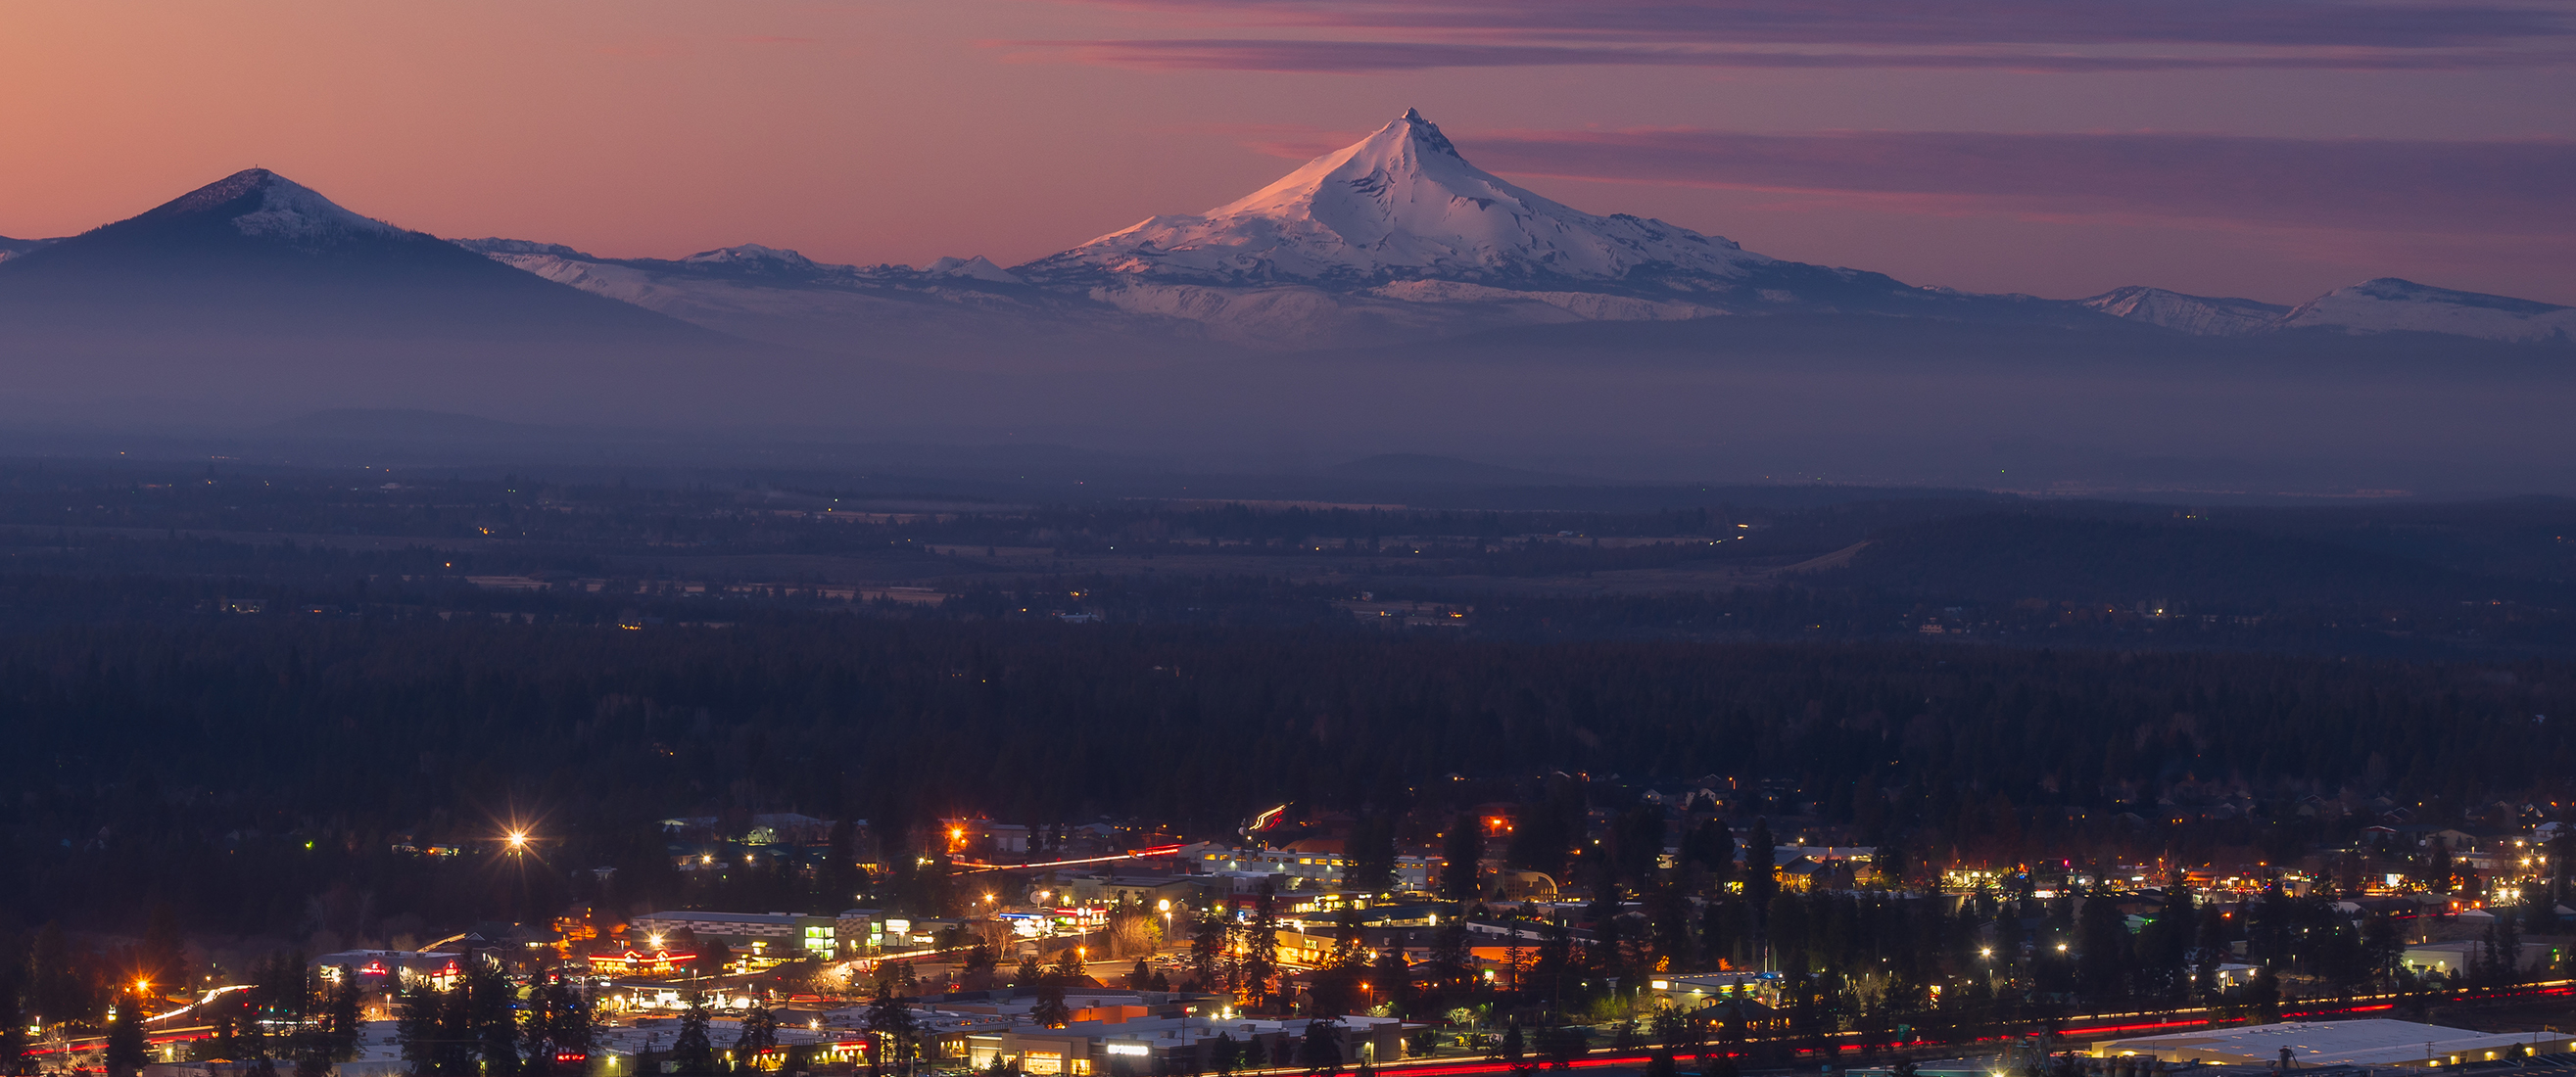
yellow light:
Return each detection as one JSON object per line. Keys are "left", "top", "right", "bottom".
{"left": 508, "top": 831, "right": 529, "bottom": 850}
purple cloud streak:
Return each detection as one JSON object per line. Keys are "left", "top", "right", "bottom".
{"left": 1427, "top": 128, "right": 2576, "bottom": 236}
{"left": 1024, "top": 38, "right": 2553, "bottom": 72}
{"left": 1017, "top": 0, "right": 2576, "bottom": 71}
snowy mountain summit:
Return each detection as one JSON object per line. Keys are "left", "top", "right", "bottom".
{"left": 2078, "top": 286, "right": 2287, "bottom": 337}
{"left": 145, "top": 168, "right": 408, "bottom": 246}
{"left": 2278, "top": 278, "right": 2576, "bottom": 344}
{"left": 2080, "top": 278, "right": 2576, "bottom": 344}
{"left": 412, "top": 110, "right": 2576, "bottom": 351}
{"left": 1020, "top": 109, "right": 1769, "bottom": 291}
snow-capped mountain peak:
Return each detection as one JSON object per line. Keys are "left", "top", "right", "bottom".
{"left": 2079, "top": 285, "right": 2288, "bottom": 337}
{"left": 683, "top": 243, "right": 821, "bottom": 271}
{"left": 2278, "top": 277, "right": 2576, "bottom": 343}
{"left": 143, "top": 168, "right": 406, "bottom": 244}
{"left": 1017, "top": 108, "right": 1769, "bottom": 290}
{"left": 455, "top": 237, "right": 592, "bottom": 258}
{"left": 922, "top": 255, "right": 1025, "bottom": 285}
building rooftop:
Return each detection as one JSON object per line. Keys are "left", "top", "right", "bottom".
{"left": 2093, "top": 1019, "right": 2576, "bottom": 1067}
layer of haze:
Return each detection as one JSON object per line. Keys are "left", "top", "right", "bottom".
{"left": 1, "top": 0, "right": 2571, "bottom": 304}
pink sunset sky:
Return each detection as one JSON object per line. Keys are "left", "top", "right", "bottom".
{"left": 2, "top": 0, "right": 2571, "bottom": 304}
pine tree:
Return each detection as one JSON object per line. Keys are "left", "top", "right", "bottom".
{"left": 864, "top": 984, "right": 918, "bottom": 1071}
{"left": 1241, "top": 881, "right": 1281, "bottom": 1011}
{"left": 671, "top": 996, "right": 718, "bottom": 1077}
{"left": 1683, "top": 819, "right": 1736, "bottom": 887}
{"left": 1299, "top": 1021, "right": 1343, "bottom": 1077}
{"left": 1348, "top": 817, "right": 1397, "bottom": 897}
{"left": 1370, "top": 947, "right": 1410, "bottom": 1018}
{"left": 397, "top": 983, "right": 444, "bottom": 1077}
{"left": 1032, "top": 980, "right": 1072, "bottom": 1028}
{"left": 324, "top": 976, "right": 362, "bottom": 1062}
{"left": 106, "top": 993, "right": 150, "bottom": 1077}
{"left": 27, "top": 923, "right": 89, "bottom": 1029}
{"left": 0, "top": 978, "right": 30, "bottom": 1077}
{"left": 735, "top": 1002, "right": 780, "bottom": 1068}
{"left": 1442, "top": 819, "right": 1484, "bottom": 904}
{"left": 2075, "top": 884, "right": 2129, "bottom": 1003}
{"left": 1191, "top": 915, "right": 1229, "bottom": 993}
{"left": 1644, "top": 1047, "right": 1678, "bottom": 1077}
{"left": 1539, "top": 1025, "right": 1588, "bottom": 1070}
{"left": 141, "top": 903, "right": 189, "bottom": 999}
{"left": 1743, "top": 819, "right": 1777, "bottom": 914}
{"left": 1429, "top": 921, "right": 1470, "bottom": 989}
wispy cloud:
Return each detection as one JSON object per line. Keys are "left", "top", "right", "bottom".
{"left": 1012, "top": 0, "right": 2576, "bottom": 71}
{"left": 1474, "top": 128, "right": 2576, "bottom": 235}
{"left": 1022, "top": 38, "right": 2553, "bottom": 72}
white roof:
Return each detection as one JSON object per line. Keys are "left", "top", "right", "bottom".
{"left": 2095, "top": 1019, "right": 2572, "bottom": 1066}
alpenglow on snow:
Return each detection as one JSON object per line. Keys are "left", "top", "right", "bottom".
{"left": 1015, "top": 109, "right": 1774, "bottom": 289}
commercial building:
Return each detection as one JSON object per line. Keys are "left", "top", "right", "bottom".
{"left": 2400, "top": 938, "right": 2564, "bottom": 976}
{"left": 308, "top": 950, "right": 466, "bottom": 987}
{"left": 1648, "top": 971, "right": 1783, "bottom": 1008}
{"left": 629, "top": 911, "right": 840, "bottom": 958}
{"left": 2090, "top": 1019, "right": 2576, "bottom": 1067}
{"left": 1176, "top": 843, "right": 1437, "bottom": 892}
{"left": 964, "top": 1014, "right": 1405, "bottom": 1075}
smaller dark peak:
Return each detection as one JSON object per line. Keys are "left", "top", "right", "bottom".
{"left": 1398, "top": 108, "right": 1462, "bottom": 160}
{"left": 150, "top": 168, "right": 286, "bottom": 218}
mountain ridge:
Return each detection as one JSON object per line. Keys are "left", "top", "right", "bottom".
{"left": 428, "top": 111, "right": 2575, "bottom": 351}
{"left": 4, "top": 120, "right": 2570, "bottom": 356}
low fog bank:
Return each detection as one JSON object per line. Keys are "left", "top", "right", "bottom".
{"left": 1, "top": 314, "right": 2569, "bottom": 499}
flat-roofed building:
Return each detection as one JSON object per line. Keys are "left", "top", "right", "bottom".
{"left": 631, "top": 911, "right": 840, "bottom": 958}
{"left": 2091, "top": 1019, "right": 2576, "bottom": 1068}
